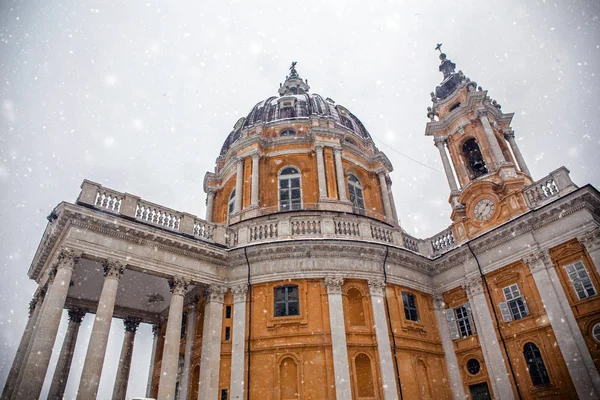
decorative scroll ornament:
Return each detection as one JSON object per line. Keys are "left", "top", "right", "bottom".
{"left": 204, "top": 284, "right": 227, "bottom": 303}
{"left": 67, "top": 308, "right": 87, "bottom": 324}
{"left": 523, "top": 250, "right": 552, "bottom": 273}
{"left": 231, "top": 284, "right": 249, "bottom": 303}
{"left": 168, "top": 276, "right": 190, "bottom": 296}
{"left": 124, "top": 317, "right": 142, "bottom": 333}
{"left": 578, "top": 228, "right": 600, "bottom": 252}
{"left": 103, "top": 260, "right": 125, "bottom": 279}
{"left": 324, "top": 276, "right": 344, "bottom": 294}
{"left": 368, "top": 278, "right": 386, "bottom": 297}
{"left": 462, "top": 275, "right": 484, "bottom": 297}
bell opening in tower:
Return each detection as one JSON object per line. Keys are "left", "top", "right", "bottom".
{"left": 462, "top": 138, "right": 488, "bottom": 179}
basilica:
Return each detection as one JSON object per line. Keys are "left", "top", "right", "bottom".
{"left": 2, "top": 53, "right": 600, "bottom": 400}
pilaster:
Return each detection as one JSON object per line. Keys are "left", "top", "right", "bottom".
{"left": 579, "top": 228, "right": 600, "bottom": 276}
{"left": 199, "top": 284, "right": 227, "bottom": 400}
{"left": 230, "top": 284, "right": 248, "bottom": 400}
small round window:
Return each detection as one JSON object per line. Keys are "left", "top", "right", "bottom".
{"left": 593, "top": 323, "right": 600, "bottom": 343}
{"left": 466, "top": 358, "right": 481, "bottom": 375}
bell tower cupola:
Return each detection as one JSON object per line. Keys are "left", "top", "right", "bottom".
{"left": 425, "top": 44, "right": 534, "bottom": 241}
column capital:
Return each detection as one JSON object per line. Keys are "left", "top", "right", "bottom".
{"left": 231, "top": 284, "right": 248, "bottom": 303}
{"left": 67, "top": 308, "right": 87, "bottom": 324}
{"left": 578, "top": 228, "right": 600, "bottom": 253}
{"left": 324, "top": 276, "right": 344, "bottom": 294}
{"left": 432, "top": 292, "right": 446, "bottom": 310}
{"left": 503, "top": 130, "right": 516, "bottom": 141}
{"left": 333, "top": 145, "right": 342, "bottom": 153}
{"left": 475, "top": 108, "right": 488, "bottom": 119}
{"left": 185, "top": 298, "right": 198, "bottom": 312}
{"left": 315, "top": 143, "right": 325, "bottom": 151}
{"left": 102, "top": 259, "right": 125, "bottom": 279}
{"left": 433, "top": 136, "right": 447, "bottom": 147}
{"left": 124, "top": 317, "right": 142, "bottom": 333}
{"left": 152, "top": 323, "right": 162, "bottom": 336}
{"left": 205, "top": 284, "right": 227, "bottom": 303}
{"left": 523, "top": 250, "right": 553, "bottom": 273}
{"left": 368, "top": 278, "right": 386, "bottom": 297}
{"left": 168, "top": 276, "right": 190, "bottom": 296}
{"left": 462, "top": 275, "right": 484, "bottom": 297}
{"left": 250, "top": 151, "right": 261, "bottom": 161}
{"left": 206, "top": 188, "right": 217, "bottom": 196}
{"left": 57, "top": 249, "right": 82, "bottom": 271}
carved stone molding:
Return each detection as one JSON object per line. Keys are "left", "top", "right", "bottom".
{"left": 29, "top": 296, "right": 40, "bottom": 316}
{"left": 103, "top": 259, "right": 125, "bottom": 279}
{"left": 368, "top": 278, "right": 386, "bottom": 297}
{"left": 57, "top": 249, "right": 82, "bottom": 271}
{"left": 67, "top": 307, "right": 87, "bottom": 324}
{"left": 124, "top": 317, "right": 142, "bottom": 333}
{"left": 168, "top": 276, "right": 190, "bottom": 296}
{"left": 523, "top": 250, "right": 553, "bottom": 273}
{"left": 462, "top": 276, "right": 484, "bottom": 297}
{"left": 205, "top": 284, "right": 227, "bottom": 303}
{"left": 433, "top": 136, "right": 447, "bottom": 147}
{"left": 578, "top": 228, "right": 600, "bottom": 253}
{"left": 231, "top": 284, "right": 248, "bottom": 303}
{"left": 324, "top": 276, "right": 344, "bottom": 295}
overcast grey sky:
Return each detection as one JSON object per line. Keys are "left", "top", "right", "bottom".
{"left": 1, "top": 0, "right": 599, "bottom": 398}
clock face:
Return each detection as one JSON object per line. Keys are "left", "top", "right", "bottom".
{"left": 473, "top": 199, "right": 495, "bottom": 221}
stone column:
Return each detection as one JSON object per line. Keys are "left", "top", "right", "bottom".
{"left": 579, "top": 228, "right": 600, "bottom": 276}
{"left": 145, "top": 323, "right": 161, "bottom": 398}
{"left": 378, "top": 171, "right": 394, "bottom": 222}
{"left": 477, "top": 110, "right": 505, "bottom": 169}
{"left": 157, "top": 277, "right": 189, "bottom": 400}
{"left": 333, "top": 146, "right": 347, "bottom": 201}
{"left": 386, "top": 178, "right": 399, "bottom": 226}
{"left": 178, "top": 302, "right": 197, "bottom": 400}
{"left": 324, "top": 277, "right": 352, "bottom": 399}
{"left": 230, "top": 284, "right": 248, "bottom": 400}
{"left": 15, "top": 250, "right": 79, "bottom": 400}
{"left": 463, "top": 277, "right": 514, "bottom": 400}
{"left": 504, "top": 130, "right": 531, "bottom": 177}
{"left": 1, "top": 290, "right": 44, "bottom": 400}
{"left": 48, "top": 308, "right": 87, "bottom": 400}
{"left": 368, "top": 279, "right": 398, "bottom": 400}
{"left": 199, "top": 284, "right": 227, "bottom": 400}
{"left": 434, "top": 137, "right": 459, "bottom": 192}
{"left": 250, "top": 153, "right": 260, "bottom": 207}
{"left": 315, "top": 144, "right": 328, "bottom": 199}
{"left": 432, "top": 294, "right": 465, "bottom": 400}
{"left": 205, "top": 189, "right": 215, "bottom": 223}
{"left": 525, "top": 251, "right": 600, "bottom": 398}
{"left": 234, "top": 158, "right": 244, "bottom": 213}
{"left": 112, "top": 317, "right": 141, "bottom": 400}
{"left": 77, "top": 260, "right": 125, "bottom": 399}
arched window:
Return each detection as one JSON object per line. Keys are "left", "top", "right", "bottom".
{"left": 523, "top": 342, "right": 550, "bottom": 387}
{"left": 340, "top": 115, "right": 354, "bottom": 130}
{"left": 280, "top": 129, "right": 296, "bottom": 136}
{"left": 279, "top": 357, "right": 299, "bottom": 399}
{"left": 593, "top": 323, "right": 600, "bottom": 343}
{"left": 290, "top": 87, "right": 297, "bottom": 94}
{"left": 279, "top": 167, "right": 302, "bottom": 211}
{"left": 274, "top": 285, "right": 300, "bottom": 317}
{"left": 348, "top": 174, "right": 365, "bottom": 214}
{"left": 355, "top": 353, "right": 375, "bottom": 398}
{"left": 228, "top": 189, "right": 236, "bottom": 216}
{"left": 347, "top": 288, "right": 366, "bottom": 327}
{"left": 462, "top": 138, "right": 488, "bottom": 178}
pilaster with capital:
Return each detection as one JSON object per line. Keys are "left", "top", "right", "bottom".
{"left": 377, "top": 172, "right": 394, "bottom": 223}
{"left": 234, "top": 157, "right": 244, "bottom": 213}
{"left": 205, "top": 188, "right": 216, "bottom": 222}
{"left": 324, "top": 276, "right": 344, "bottom": 294}
{"left": 368, "top": 278, "right": 386, "bottom": 297}
{"left": 230, "top": 283, "right": 249, "bottom": 400}
{"left": 250, "top": 152, "right": 260, "bottom": 207}
{"left": 579, "top": 228, "right": 600, "bottom": 276}
{"left": 199, "top": 284, "right": 227, "bottom": 399}
{"left": 333, "top": 146, "right": 348, "bottom": 201}
{"left": 434, "top": 137, "right": 459, "bottom": 192}
{"left": 205, "top": 283, "right": 227, "bottom": 303}
{"left": 232, "top": 283, "right": 249, "bottom": 304}
{"left": 315, "top": 144, "right": 328, "bottom": 199}
{"left": 503, "top": 130, "right": 531, "bottom": 176}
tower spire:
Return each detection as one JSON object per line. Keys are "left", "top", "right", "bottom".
{"left": 433, "top": 45, "right": 461, "bottom": 100}
{"left": 279, "top": 61, "right": 310, "bottom": 96}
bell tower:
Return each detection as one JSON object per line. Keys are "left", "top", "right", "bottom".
{"left": 425, "top": 45, "right": 534, "bottom": 241}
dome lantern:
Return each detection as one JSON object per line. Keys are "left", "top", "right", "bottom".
{"left": 278, "top": 61, "right": 310, "bottom": 96}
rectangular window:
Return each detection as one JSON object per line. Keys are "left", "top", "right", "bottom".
{"left": 565, "top": 261, "right": 597, "bottom": 300}
{"left": 274, "top": 285, "right": 300, "bottom": 317}
{"left": 221, "top": 388, "right": 228, "bottom": 400}
{"left": 225, "top": 326, "right": 231, "bottom": 341}
{"left": 446, "top": 303, "right": 474, "bottom": 340}
{"left": 401, "top": 292, "right": 419, "bottom": 322}
{"left": 225, "top": 305, "right": 232, "bottom": 319}
{"left": 499, "top": 284, "right": 528, "bottom": 322}
{"left": 180, "top": 311, "right": 187, "bottom": 339}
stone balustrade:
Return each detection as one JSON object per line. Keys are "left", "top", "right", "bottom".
{"left": 524, "top": 167, "right": 577, "bottom": 208}
{"left": 429, "top": 227, "right": 456, "bottom": 257}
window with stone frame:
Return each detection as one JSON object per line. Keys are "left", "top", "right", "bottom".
{"left": 498, "top": 283, "right": 529, "bottom": 322}
{"left": 523, "top": 342, "right": 551, "bottom": 387}
{"left": 278, "top": 167, "right": 302, "bottom": 211}
{"left": 347, "top": 174, "right": 365, "bottom": 214}
{"left": 274, "top": 285, "right": 300, "bottom": 317}
{"left": 280, "top": 128, "right": 296, "bottom": 137}
{"left": 401, "top": 291, "right": 419, "bottom": 322}
{"left": 228, "top": 189, "right": 236, "bottom": 216}
{"left": 445, "top": 302, "right": 475, "bottom": 339}
{"left": 565, "top": 260, "right": 597, "bottom": 300}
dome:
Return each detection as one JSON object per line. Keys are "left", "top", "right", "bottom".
{"left": 219, "top": 64, "right": 372, "bottom": 156}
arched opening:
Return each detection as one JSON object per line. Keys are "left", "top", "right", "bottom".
{"left": 347, "top": 288, "right": 366, "bottom": 327}
{"left": 523, "top": 342, "right": 550, "bottom": 387}
{"left": 348, "top": 174, "right": 365, "bottom": 215}
{"left": 228, "top": 189, "right": 236, "bottom": 216}
{"left": 280, "top": 129, "right": 296, "bottom": 137}
{"left": 278, "top": 167, "right": 302, "bottom": 211}
{"left": 462, "top": 138, "right": 488, "bottom": 178}
{"left": 340, "top": 115, "right": 354, "bottom": 130}
{"left": 290, "top": 87, "right": 297, "bottom": 94}
{"left": 191, "top": 365, "right": 200, "bottom": 400}
{"left": 449, "top": 102, "right": 461, "bottom": 112}
{"left": 279, "top": 357, "right": 299, "bottom": 399}
{"left": 355, "top": 353, "right": 375, "bottom": 398}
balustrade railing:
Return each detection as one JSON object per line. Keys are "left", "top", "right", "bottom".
{"left": 290, "top": 218, "right": 322, "bottom": 235}
{"left": 403, "top": 234, "right": 420, "bottom": 253}
{"left": 371, "top": 225, "right": 393, "bottom": 243}
{"left": 94, "top": 188, "right": 123, "bottom": 213}
{"left": 430, "top": 228, "right": 456, "bottom": 256}
{"left": 136, "top": 201, "right": 181, "bottom": 231}
{"left": 335, "top": 220, "right": 360, "bottom": 237}
{"left": 524, "top": 167, "right": 577, "bottom": 208}
{"left": 249, "top": 222, "right": 278, "bottom": 242}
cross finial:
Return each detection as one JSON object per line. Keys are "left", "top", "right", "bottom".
{"left": 290, "top": 61, "right": 297, "bottom": 71}
{"left": 435, "top": 43, "right": 443, "bottom": 53}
